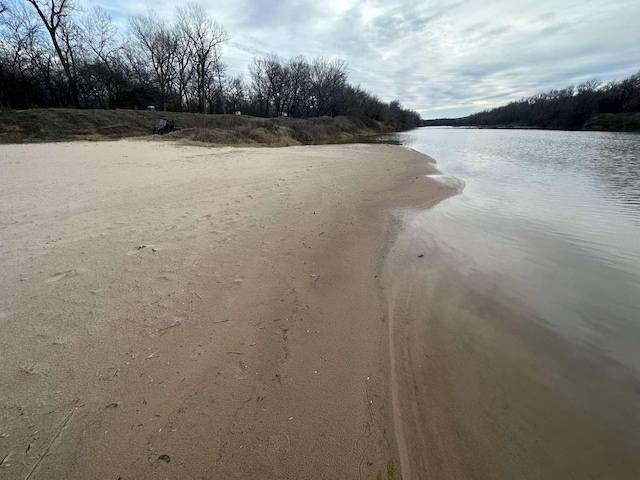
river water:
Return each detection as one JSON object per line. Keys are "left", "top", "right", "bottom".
{"left": 379, "top": 127, "right": 640, "bottom": 477}
{"left": 383, "top": 127, "right": 640, "bottom": 374}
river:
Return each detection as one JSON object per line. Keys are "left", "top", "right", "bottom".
{"left": 393, "top": 127, "right": 640, "bottom": 371}
{"left": 381, "top": 127, "right": 640, "bottom": 478}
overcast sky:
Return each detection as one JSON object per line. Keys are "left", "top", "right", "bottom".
{"left": 86, "top": 0, "right": 640, "bottom": 118}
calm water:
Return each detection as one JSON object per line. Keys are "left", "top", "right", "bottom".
{"left": 384, "top": 127, "right": 640, "bottom": 372}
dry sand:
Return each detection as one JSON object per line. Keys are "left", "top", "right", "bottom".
{"left": 0, "top": 140, "right": 454, "bottom": 479}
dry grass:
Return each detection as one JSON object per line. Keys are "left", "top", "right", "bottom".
{"left": 0, "top": 109, "right": 392, "bottom": 145}
{"left": 584, "top": 113, "right": 640, "bottom": 132}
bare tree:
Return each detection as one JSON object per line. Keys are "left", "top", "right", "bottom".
{"left": 577, "top": 79, "right": 602, "bottom": 94}
{"left": 1, "top": 4, "right": 424, "bottom": 127}
{"left": 249, "top": 54, "right": 301, "bottom": 117}
{"left": 1, "top": 2, "right": 39, "bottom": 74}
{"left": 249, "top": 56, "right": 271, "bottom": 116}
{"left": 0, "top": 0, "right": 69, "bottom": 106}
{"left": 24, "top": 0, "right": 79, "bottom": 105}
{"left": 310, "top": 58, "right": 347, "bottom": 116}
{"left": 286, "top": 56, "right": 311, "bottom": 117}
{"left": 263, "top": 54, "right": 288, "bottom": 116}
{"left": 1, "top": 1, "right": 39, "bottom": 105}
{"left": 172, "top": 23, "right": 192, "bottom": 111}
{"left": 129, "top": 10, "right": 177, "bottom": 111}
{"left": 79, "top": 6, "right": 124, "bottom": 108}
{"left": 176, "top": 3, "right": 227, "bottom": 113}
{"left": 208, "top": 59, "right": 226, "bottom": 113}
{"left": 249, "top": 55, "right": 350, "bottom": 118}
{"left": 226, "top": 74, "right": 246, "bottom": 113}
{"left": 80, "top": 6, "right": 118, "bottom": 64}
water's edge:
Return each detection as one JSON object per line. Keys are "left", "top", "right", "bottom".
{"left": 382, "top": 133, "right": 640, "bottom": 478}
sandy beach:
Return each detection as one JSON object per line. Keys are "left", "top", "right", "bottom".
{"left": 0, "top": 140, "right": 454, "bottom": 479}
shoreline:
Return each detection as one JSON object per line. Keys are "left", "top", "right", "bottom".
{"left": 0, "top": 140, "right": 456, "bottom": 478}
{"left": 384, "top": 156, "right": 466, "bottom": 480}
{"left": 0, "top": 109, "right": 404, "bottom": 145}
{"left": 385, "top": 188, "right": 640, "bottom": 479}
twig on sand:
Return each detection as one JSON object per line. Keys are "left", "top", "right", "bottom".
{"left": 153, "top": 322, "right": 182, "bottom": 335}
{"left": 24, "top": 408, "right": 75, "bottom": 480}
{"left": 356, "top": 378, "right": 376, "bottom": 480}
{"left": 151, "top": 291, "right": 177, "bottom": 305}
{"left": 213, "top": 319, "right": 229, "bottom": 324}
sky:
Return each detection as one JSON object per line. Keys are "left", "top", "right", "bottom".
{"left": 85, "top": 0, "right": 640, "bottom": 119}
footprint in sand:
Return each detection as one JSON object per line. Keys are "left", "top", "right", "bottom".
{"left": 46, "top": 269, "right": 84, "bottom": 283}
{"left": 127, "top": 245, "right": 162, "bottom": 256}
{"left": 260, "top": 432, "right": 291, "bottom": 466}
{"left": 189, "top": 345, "right": 205, "bottom": 360}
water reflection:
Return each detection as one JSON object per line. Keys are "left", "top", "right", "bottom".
{"left": 388, "top": 127, "right": 640, "bottom": 372}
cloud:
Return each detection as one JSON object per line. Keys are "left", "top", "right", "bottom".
{"left": 79, "top": 0, "right": 640, "bottom": 118}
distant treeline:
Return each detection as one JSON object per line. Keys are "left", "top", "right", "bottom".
{"left": 0, "top": 1, "right": 421, "bottom": 129}
{"left": 425, "top": 71, "right": 640, "bottom": 131}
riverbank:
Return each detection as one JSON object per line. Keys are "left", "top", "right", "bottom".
{"left": 0, "top": 109, "right": 398, "bottom": 145}
{"left": 422, "top": 111, "right": 640, "bottom": 133}
{"left": 0, "top": 140, "right": 455, "bottom": 479}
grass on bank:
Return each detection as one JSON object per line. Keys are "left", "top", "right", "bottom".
{"left": 583, "top": 112, "right": 640, "bottom": 132}
{"left": 0, "top": 109, "right": 396, "bottom": 145}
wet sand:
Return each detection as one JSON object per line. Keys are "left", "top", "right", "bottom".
{"left": 386, "top": 212, "right": 640, "bottom": 479}
{"left": 0, "top": 141, "right": 454, "bottom": 479}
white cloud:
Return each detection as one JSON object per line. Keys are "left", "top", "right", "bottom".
{"left": 79, "top": 0, "right": 640, "bottom": 118}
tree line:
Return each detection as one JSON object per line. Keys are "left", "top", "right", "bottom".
{"left": 0, "top": 1, "right": 421, "bottom": 129}
{"left": 434, "top": 72, "right": 640, "bottom": 130}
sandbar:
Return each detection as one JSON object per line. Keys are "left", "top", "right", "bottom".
{"left": 0, "top": 140, "right": 454, "bottom": 479}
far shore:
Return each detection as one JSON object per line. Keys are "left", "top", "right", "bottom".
{"left": 421, "top": 111, "right": 640, "bottom": 133}
{"left": 0, "top": 140, "right": 455, "bottom": 479}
